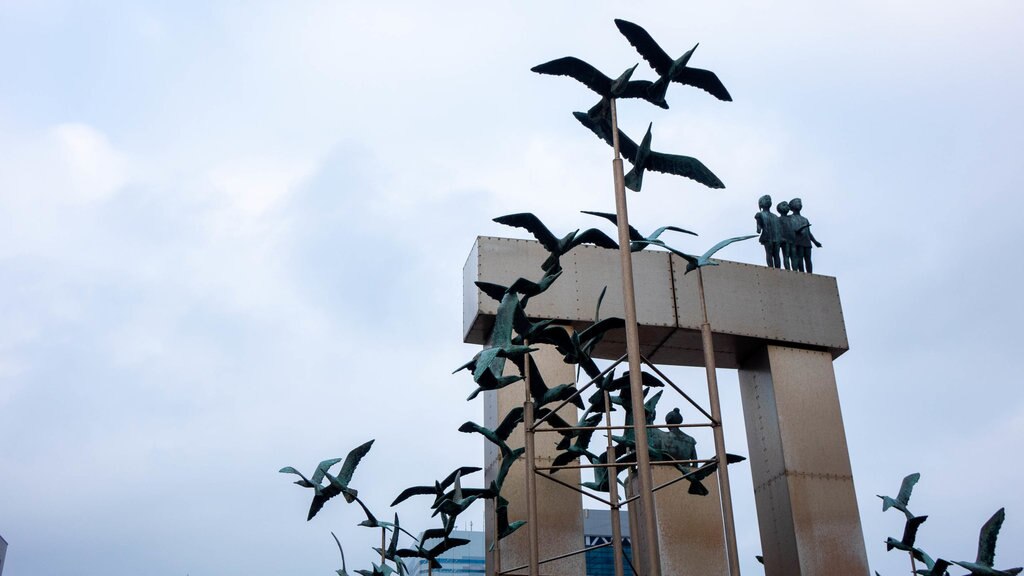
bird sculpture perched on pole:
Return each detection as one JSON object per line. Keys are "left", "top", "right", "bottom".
{"left": 614, "top": 19, "right": 732, "bottom": 102}
{"left": 574, "top": 112, "right": 725, "bottom": 191}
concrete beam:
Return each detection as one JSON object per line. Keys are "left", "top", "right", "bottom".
{"left": 463, "top": 236, "right": 849, "bottom": 369}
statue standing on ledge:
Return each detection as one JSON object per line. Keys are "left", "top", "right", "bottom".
{"left": 755, "top": 194, "right": 782, "bottom": 268}
{"left": 649, "top": 407, "right": 698, "bottom": 468}
{"left": 790, "top": 197, "right": 823, "bottom": 273}
{"left": 777, "top": 200, "right": 796, "bottom": 270}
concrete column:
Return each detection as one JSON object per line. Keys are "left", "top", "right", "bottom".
{"left": 738, "top": 345, "right": 869, "bottom": 576}
{"left": 484, "top": 341, "right": 586, "bottom": 576}
{"left": 627, "top": 467, "right": 729, "bottom": 576}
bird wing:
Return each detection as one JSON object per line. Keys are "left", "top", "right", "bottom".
{"left": 644, "top": 150, "right": 725, "bottom": 189}
{"left": 649, "top": 225, "right": 698, "bottom": 240}
{"left": 572, "top": 112, "right": 641, "bottom": 161}
{"left": 439, "top": 466, "right": 482, "bottom": 490}
{"left": 977, "top": 507, "right": 1005, "bottom": 566}
{"left": 614, "top": 19, "right": 673, "bottom": 76}
{"left": 901, "top": 515, "right": 928, "bottom": 547}
{"left": 312, "top": 457, "right": 344, "bottom": 485}
{"left": 279, "top": 466, "right": 316, "bottom": 488}
{"left": 897, "top": 472, "right": 921, "bottom": 507}
{"left": 390, "top": 485, "right": 438, "bottom": 507}
{"left": 332, "top": 532, "right": 348, "bottom": 575}
{"left": 571, "top": 228, "right": 619, "bottom": 250}
{"left": 701, "top": 235, "right": 757, "bottom": 260}
{"left": 494, "top": 406, "right": 525, "bottom": 441}
{"left": 531, "top": 56, "right": 613, "bottom": 96}
{"left": 581, "top": 210, "right": 643, "bottom": 241}
{"left": 493, "top": 213, "right": 560, "bottom": 252}
{"left": 674, "top": 67, "right": 732, "bottom": 101}
{"left": 474, "top": 281, "right": 508, "bottom": 302}
{"left": 336, "top": 439, "right": 375, "bottom": 487}
{"left": 616, "top": 79, "right": 670, "bottom": 109}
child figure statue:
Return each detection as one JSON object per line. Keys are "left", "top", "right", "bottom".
{"left": 755, "top": 194, "right": 782, "bottom": 268}
{"left": 789, "top": 197, "right": 823, "bottom": 273}
{"left": 777, "top": 200, "right": 796, "bottom": 270}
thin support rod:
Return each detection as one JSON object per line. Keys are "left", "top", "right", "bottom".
{"left": 697, "top": 267, "right": 741, "bottom": 576}
{"left": 609, "top": 97, "right": 662, "bottom": 576}
{"left": 535, "top": 470, "right": 614, "bottom": 507}
{"left": 605, "top": 390, "right": 625, "bottom": 576}
{"left": 523, "top": 351, "right": 541, "bottom": 575}
{"left": 493, "top": 501, "right": 502, "bottom": 576}
{"left": 640, "top": 356, "right": 717, "bottom": 422}
{"left": 530, "top": 354, "right": 626, "bottom": 430}
{"left": 501, "top": 541, "right": 614, "bottom": 575}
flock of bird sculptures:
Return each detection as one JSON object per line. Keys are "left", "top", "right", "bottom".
{"left": 275, "top": 17, "right": 1014, "bottom": 576}
{"left": 875, "top": 473, "right": 1020, "bottom": 576}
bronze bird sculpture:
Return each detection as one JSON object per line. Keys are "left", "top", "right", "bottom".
{"left": 493, "top": 212, "right": 618, "bottom": 270}
{"left": 635, "top": 234, "right": 756, "bottom": 274}
{"left": 581, "top": 210, "right": 697, "bottom": 252}
{"left": 279, "top": 439, "right": 374, "bottom": 521}
{"left": 574, "top": 112, "right": 725, "bottom": 191}
{"left": 614, "top": 19, "right": 732, "bottom": 102}
{"left": 952, "top": 508, "right": 1022, "bottom": 576}
{"left": 531, "top": 57, "right": 669, "bottom": 112}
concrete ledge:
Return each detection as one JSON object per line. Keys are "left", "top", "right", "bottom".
{"left": 463, "top": 236, "right": 849, "bottom": 369}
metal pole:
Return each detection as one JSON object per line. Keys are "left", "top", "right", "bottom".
{"left": 523, "top": 352, "right": 541, "bottom": 575}
{"left": 605, "top": 390, "right": 625, "bottom": 576}
{"left": 696, "top": 267, "right": 741, "bottom": 576}
{"left": 609, "top": 97, "right": 662, "bottom": 576}
{"left": 494, "top": 502, "right": 502, "bottom": 576}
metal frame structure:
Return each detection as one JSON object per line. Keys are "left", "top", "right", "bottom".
{"left": 488, "top": 98, "right": 741, "bottom": 576}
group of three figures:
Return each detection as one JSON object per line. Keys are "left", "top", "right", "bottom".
{"left": 755, "top": 195, "right": 822, "bottom": 273}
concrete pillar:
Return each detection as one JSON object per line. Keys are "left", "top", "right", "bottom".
{"left": 627, "top": 467, "right": 729, "bottom": 576}
{"left": 484, "top": 341, "right": 586, "bottom": 576}
{"left": 738, "top": 345, "right": 869, "bottom": 576}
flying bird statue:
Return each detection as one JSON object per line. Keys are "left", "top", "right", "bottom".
{"left": 279, "top": 439, "right": 375, "bottom": 521}
{"left": 581, "top": 210, "right": 697, "bottom": 252}
{"left": 635, "top": 234, "right": 756, "bottom": 274}
{"left": 493, "top": 212, "right": 618, "bottom": 270}
{"left": 952, "top": 508, "right": 1022, "bottom": 576}
{"left": 614, "top": 19, "right": 732, "bottom": 102}
{"left": 574, "top": 112, "right": 725, "bottom": 190}
{"left": 531, "top": 57, "right": 669, "bottom": 114}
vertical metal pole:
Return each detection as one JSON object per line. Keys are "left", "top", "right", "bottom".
{"left": 609, "top": 98, "right": 662, "bottom": 576}
{"left": 380, "top": 527, "right": 386, "bottom": 566}
{"left": 523, "top": 352, "right": 541, "bottom": 575}
{"left": 493, "top": 503, "right": 502, "bottom": 576}
{"left": 605, "top": 390, "right": 626, "bottom": 576}
{"left": 696, "top": 268, "right": 741, "bottom": 576}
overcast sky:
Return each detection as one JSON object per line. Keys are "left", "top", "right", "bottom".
{"left": 1, "top": 1, "right": 1022, "bottom": 575}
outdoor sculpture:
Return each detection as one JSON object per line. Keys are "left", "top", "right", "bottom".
{"left": 573, "top": 112, "right": 725, "bottom": 191}
{"left": 789, "top": 197, "right": 822, "bottom": 273}
{"left": 952, "top": 509, "right": 1022, "bottom": 576}
{"left": 878, "top": 473, "right": 1022, "bottom": 576}
{"left": 753, "top": 196, "right": 823, "bottom": 273}
{"left": 635, "top": 234, "right": 757, "bottom": 274}
{"left": 614, "top": 19, "right": 732, "bottom": 102}
{"left": 777, "top": 200, "right": 796, "bottom": 270}
{"left": 492, "top": 212, "right": 618, "bottom": 271}
{"left": 530, "top": 57, "right": 669, "bottom": 118}
{"left": 581, "top": 210, "right": 697, "bottom": 252}
{"left": 755, "top": 194, "right": 782, "bottom": 268}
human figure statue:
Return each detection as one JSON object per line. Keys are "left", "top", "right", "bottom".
{"left": 777, "top": 200, "right": 796, "bottom": 270}
{"left": 789, "top": 197, "right": 823, "bottom": 273}
{"left": 648, "top": 407, "right": 697, "bottom": 469}
{"left": 754, "top": 194, "right": 781, "bottom": 268}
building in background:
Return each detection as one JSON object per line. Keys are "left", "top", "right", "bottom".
{"left": 402, "top": 510, "right": 631, "bottom": 576}
{"left": 0, "top": 532, "right": 7, "bottom": 576}
{"left": 583, "top": 509, "right": 632, "bottom": 576}
{"left": 404, "top": 530, "right": 485, "bottom": 576}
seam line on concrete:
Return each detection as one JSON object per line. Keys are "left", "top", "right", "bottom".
{"left": 754, "top": 470, "right": 854, "bottom": 492}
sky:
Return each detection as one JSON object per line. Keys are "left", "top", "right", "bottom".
{"left": 1, "top": 1, "right": 1022, "bottom": 574}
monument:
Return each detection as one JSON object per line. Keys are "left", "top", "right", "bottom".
{"left": 464, "top": 236, "right": 869, "bottom": 575}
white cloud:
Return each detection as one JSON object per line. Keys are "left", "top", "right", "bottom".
{"left": 51, "top": 123, "right": 129, "bottom": 204}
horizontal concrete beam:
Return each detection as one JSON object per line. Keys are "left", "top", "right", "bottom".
{"left": 463, "top": 236, "right": 848, "bottom": 369}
